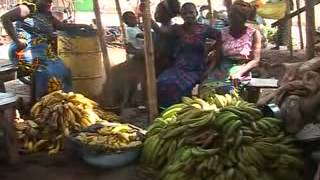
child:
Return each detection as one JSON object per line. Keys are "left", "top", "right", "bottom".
{"left": 122, "top": 11, "right": 144, "bottom": 58}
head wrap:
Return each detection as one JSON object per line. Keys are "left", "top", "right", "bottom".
{"left": 231, "top": 0, "right": 256, "bottom": 21}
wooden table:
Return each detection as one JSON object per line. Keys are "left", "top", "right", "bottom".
{"left": 241, "top": 78, "right": 279, "bottom": 103}
{"left": 244, "top": 78, "right": 279, "bottom": 88}
{"left": 0, "top": 92, "right": 19, "bottom": 164}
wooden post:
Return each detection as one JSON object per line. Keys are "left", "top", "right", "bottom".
{"left": 224, "top": 0, "right": 232, "bottom": 13}
{"left": 141, "top": 0, "right": 158, "bottom": 123}
{"left": 115, "top": 0, "right": 127, "bottom": 43}
{"left": 93, "top": 0, "right": 111, "bottom": 75}
{"left": 305, "top": 0, "right": 315, "bottom": 59}
{"left": 296, "top": 0, "right": 304, "bottom": 49}
{"left": 207, "top": 0, "right": 213, "bottom": 26}
{"left": 286, "top": 0, "right": 293, "bottom": 57}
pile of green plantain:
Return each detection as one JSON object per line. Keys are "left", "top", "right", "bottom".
{"left": 142, "top": 92, "right": 303, "bottom": 180}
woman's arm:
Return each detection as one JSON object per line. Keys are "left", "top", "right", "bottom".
{"left": 151, "top": 20, "right": 175, "bottom": 35}
{"left": 201, "top": 28, "right": 222, "bottom": 80}
{"left": 1, "top": 5, "right": 30, "bottom": 47}
{"left": 231, "top": 29, "right": 262, "bottom": 79}
{"left": 52, "top": 17, "right": 91, "bottom": 31}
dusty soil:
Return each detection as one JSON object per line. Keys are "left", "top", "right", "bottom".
{"left": 0, "top": 46, "right": 311, "bottom": 180}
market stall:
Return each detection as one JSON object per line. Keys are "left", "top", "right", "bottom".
{"left": 1, "top": 0, "right": 320, "bottom": 179}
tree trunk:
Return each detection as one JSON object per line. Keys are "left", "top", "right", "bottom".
{"left": 141, "top": 0, "right": 158, "bottom": 123}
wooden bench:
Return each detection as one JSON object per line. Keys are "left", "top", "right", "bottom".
{"left": 0, "top": 92, "right": 19, "bottom": 164}
{"left": 0, "top": 64, "right": 18, "bottom": 92}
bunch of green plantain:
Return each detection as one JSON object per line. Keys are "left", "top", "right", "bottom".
{"left": 142, "top": 94, "right": 303, "bottom": 180}
{"left": 75, "top": 122, "right": 143, "bottom": 152}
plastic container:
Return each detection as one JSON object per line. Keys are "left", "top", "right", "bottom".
{"left": 82, "top": 148, "right": 141, "bottom": 168}
{"left": 67, "top": 130, "right": 142, "bottom": 169}
{"left": 261, "top": 103, "right": 281, "bottom": 119}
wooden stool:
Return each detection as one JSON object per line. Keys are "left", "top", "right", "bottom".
{"left": 0, "top": 64, "right": 18, "bottom": 92}
{"left": 0, "top": 93, "right": 19, "bottom": 164}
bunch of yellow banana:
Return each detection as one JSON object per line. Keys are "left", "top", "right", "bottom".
{"left": 142, "top": 93, "right": 304, "bottom": 180}
{"left": 48, "top": 77, "right": 62, "bottom": 93}
{"left": 14, "top": 118, "right": 62, "bottom": 154}
{"left": 75, "top": 123, "right": 143, "bottom": 152}
{"left": 93, "top": 108, "right": 121, "bottom": 122}
{"left": 15, "top": 91, "right": 119, "bottom": 155}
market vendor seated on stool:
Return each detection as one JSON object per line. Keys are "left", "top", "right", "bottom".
{"left": 0, "top": 0, "right": 91, "bottom": 100}
{"left": 122, "top": 11, "right": 144, "bottom": 59}
{"left": 200, "top": 0, "right": 262, "bottom": 93}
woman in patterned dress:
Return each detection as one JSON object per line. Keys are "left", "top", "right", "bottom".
{"left": 151, "top": 2, "right": 221, "bottom": 108}
{"left": 201, "top": 0, "right": 262, "bottom": 93}
{"left": 1, "top": 0, "right": 90, "bottom": 99}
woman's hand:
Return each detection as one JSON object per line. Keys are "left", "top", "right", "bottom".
{"left": 16, "top": 39, "right": 27, "bottom": 51}
{"left": 230, "top": 72, "right": 243, "bottom": 80}
{"left": 79, "top": 24, "right": 93, "bottom": 30}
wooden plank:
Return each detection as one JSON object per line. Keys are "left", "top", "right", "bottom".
{"left": 305, "top": 0, "right": 315, "bottom": 59}
{"left": 246, "top": 78, "right": 278, "bottom": 88}
{"left": 141, "top": 0, "right": 158, "bottom": 123}
{"left": 271, "top": 0, "right": 320, "bottom": 28}
{"left": 93, "top": 0, "right": 111, "bottom": 75}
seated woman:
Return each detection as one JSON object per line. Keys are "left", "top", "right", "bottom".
{"left": 151, "top": 2, "right": 221, "bottom": 108}
{"left": 201, "top": 0, "right": 262, "bottom": 93}
{"left": 1, "top": 0, "right": 90, "bottom": 100}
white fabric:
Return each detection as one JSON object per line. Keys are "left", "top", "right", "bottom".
{"left": 126, "top": 26, "right": 144, "bottom": 50}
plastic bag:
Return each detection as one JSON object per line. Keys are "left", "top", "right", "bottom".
{"left": 257, "top": 1, "right": 287, "bottom": 19}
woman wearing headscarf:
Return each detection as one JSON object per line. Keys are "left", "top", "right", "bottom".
{"left": 1, "top": 0, "right": 90, "bottom": 99}
{"left": 201, "top": 0, "right": 262, "bottom": 93}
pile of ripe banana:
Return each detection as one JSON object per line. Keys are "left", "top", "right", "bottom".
{"left": 142, "top": 94, "right": 303, "bottom": 180}
{"left": 75, "top": 123, "right": 143, "bottom": 152}
{"left": 14, "top": 90, "right": 121, "bottom": 155}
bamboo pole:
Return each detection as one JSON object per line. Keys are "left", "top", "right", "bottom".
{"left": 296, "top": 0, "right": 304, "bottom": 49}
{"left": 141, "top": 0, "right": 158, "bottom": 123}
{"left": 305, "top": 0, "right": 315, "bottom": 59}
{"left": 115, "top": 0, "right": 127, "bottom": 43}
{"left": 93, "top": 0, "right": 111, "bottom": 75}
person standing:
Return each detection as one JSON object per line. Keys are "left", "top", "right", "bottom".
{"left": 1, "top": 0, "right": 91, "bottom": 99}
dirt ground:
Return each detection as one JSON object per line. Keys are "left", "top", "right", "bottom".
{"left": 0, "top": 46, "right": 310, "bottom": 180}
